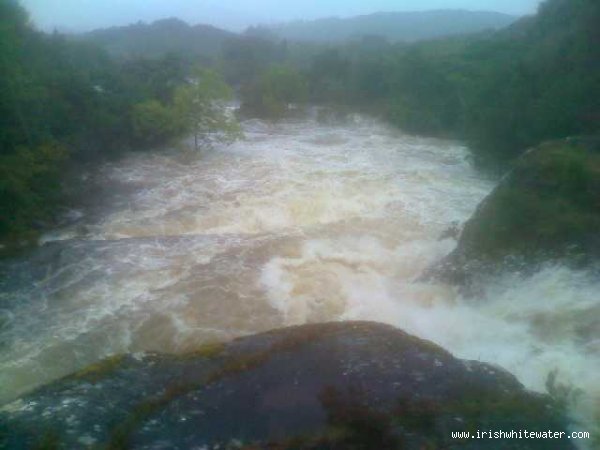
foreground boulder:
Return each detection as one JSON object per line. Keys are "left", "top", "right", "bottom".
{"left": 1, "top": 322, "right": 572, "bottom": 449}
{"left": 432, "top": 137, "right": 600, "bottom": 285}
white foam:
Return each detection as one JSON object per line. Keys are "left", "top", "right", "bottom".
{"left": 2, "top": 116, "right": 598, "bottom": 442}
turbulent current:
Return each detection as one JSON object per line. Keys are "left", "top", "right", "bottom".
{"left": 1, "top": 115, "right": 598, "bottom": 434}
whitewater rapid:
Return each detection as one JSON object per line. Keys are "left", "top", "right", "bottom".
{"left": 1, "top": 115, "right": 598, "bottom": 436}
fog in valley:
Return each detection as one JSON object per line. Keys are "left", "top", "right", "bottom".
{"left": 23, "top": 0, "right": 542, "bottom": 31}
{"left": 1, "top": 0, "right": 598, "bottom": 449}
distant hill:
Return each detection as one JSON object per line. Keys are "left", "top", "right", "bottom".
{"left": 79, "top": 18, "right": 235, "bottom": 60}
{"left": 78, "top": 11, "right": 518, "bottom": 60}
{"left": 268, "top": 10, "right": 518, "bottom": 43}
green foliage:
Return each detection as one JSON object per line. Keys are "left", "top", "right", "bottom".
{"left": 241, "top": 65, "right": 308, "bottom": 119}
{"left": 119, "top": 53, "right": 191, "bottom": 104}
{"left": 172, "top": 69, "right": 241, "bottom": 150}
{"left": 299, "top": 0, "right": 599, "bottom": 165}
{"left": 308, "top": 49, "right": 351, "bottom": 104}
{"left": 0, "top": 142, "right": 68, "bottom": 239}
{"left": 457, "top": 140, "right": 600, "bottom": 264}
{"left": 0, "top": 2, "right": 238, "bottom": 246}
{"left": 269, "top": 11, "right": 516, "bottom": 44}
{"left": 2, "top": 0, "right": 598, "bottom": 246}
{"left": 80, "top": 18, "right": 234, "bottom": 62}
{"left": 131, "top": 99, "right": 179, "bottom": 147}
{"left": 220, "top": 34, "right": 287, "bottom": 86}
{"left": 385, "top": 49, "right": 461, "bottom": 135}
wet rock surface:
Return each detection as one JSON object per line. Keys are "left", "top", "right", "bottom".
{"left": 431, "top": 137, "right": 600, "bottom": 286}
{"left": 1, "top": 322, "right": 573, "bottom": 449}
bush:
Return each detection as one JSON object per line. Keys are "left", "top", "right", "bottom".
{"left": 0, "top": 142, "right": 67, "bottom": 241}
{"left": 241, "top": 65, "right": 308, "bottom": 119}
{"left": 131, "top": 100, "right": 179, "bottom": 147}
{"left": 172, "top": 69, "right": 241, "bottom": 149}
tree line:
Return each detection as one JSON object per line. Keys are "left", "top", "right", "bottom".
{"left": 0, "top": 0, "right": 236, "bottom": 246}
{"left": 1, "top": 0, "right": 598, "bottom": 247}
{"left": 236, "top": 0, "right": 598, "bottom": 169}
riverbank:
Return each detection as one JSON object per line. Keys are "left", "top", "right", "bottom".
{"left": 1, "top": 116, "right": 598, "bottom": 442}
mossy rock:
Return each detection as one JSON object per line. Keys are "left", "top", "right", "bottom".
{"left": 0, "top": 322, "right": 573, "bottom": 449}
{"left": 432, "top": 136, "right": 600, "bottom": 285}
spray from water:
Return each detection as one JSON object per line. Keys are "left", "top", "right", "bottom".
{"left": 1, "top": 115, "right": 598, "bottom": 438}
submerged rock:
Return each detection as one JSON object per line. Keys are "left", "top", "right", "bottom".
{"left": 0, "top": 322, "right": 572, "bottom": 449}
{"left": 431, "top": 137, "right": 600, "bottom": 285}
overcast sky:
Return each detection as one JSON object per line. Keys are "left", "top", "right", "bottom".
{"left": 21, "top": 0, "right": 544, "bottom": 32}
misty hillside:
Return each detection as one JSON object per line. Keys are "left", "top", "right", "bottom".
{"left": 80, "top": 18, "right": 235, "bottom": 60}
{"left": 268, "top": 10, "right": 517, "bottom": 43}
{"left": 79, "top": 10, "right": 518, "bottom": 60}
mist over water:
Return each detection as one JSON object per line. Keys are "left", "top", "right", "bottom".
{"left": 1, "top": 115, "right": 598, "bottom": 432}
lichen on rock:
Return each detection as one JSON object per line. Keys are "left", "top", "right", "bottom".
{"left": 430, "top": 136, "right": 600, "bottom": 286}
{"left": 0, "top": 322, "right": 574, "bottom": 449}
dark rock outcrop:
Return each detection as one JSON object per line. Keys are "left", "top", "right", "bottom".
{"left": 431, "top": 137, "right": 600, "bottom": 286}
{"left": 1, "top": 322, "right": 572, "bottom": 449}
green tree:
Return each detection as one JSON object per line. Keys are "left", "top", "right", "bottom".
{"left": 172, "top": 69, "right": 240, "bottom": 150}
{"left": 131, "top": 99, "right": 179, "bottom": 147}
{"left": 241, "top": 65, "right": 308, "bottom": 119}
{"left": 309, "top": 49, "right": 351, "bottom": 104}
{"left": 0, "top": 142, "right": 67, "bottom": 240}
{"left": 0, "top": 0, "right": 32, "bottom": 154}
{"left": 220, "top": 34, "right": 285, "bottom": 86}
{"left": 0, "top": 1, "right": 225, "bottom": 245}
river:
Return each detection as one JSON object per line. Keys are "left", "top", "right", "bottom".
{"left": 1, "top": 114, "right": 598, "bottom": 435}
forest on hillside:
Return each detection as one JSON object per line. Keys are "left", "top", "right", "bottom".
{"left": 2, "top": 1, "right": 600, "bottom": 448}
{"left": 1, "top": 0, "right": 599, "bottom": 248}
